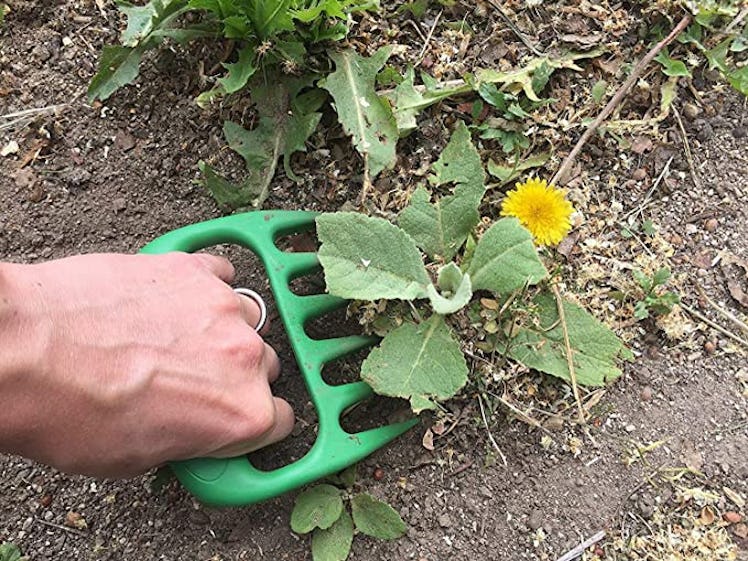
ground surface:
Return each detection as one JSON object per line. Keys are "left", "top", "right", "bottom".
{"left": 1, "top": 1, "right": 747, "bottom": 560}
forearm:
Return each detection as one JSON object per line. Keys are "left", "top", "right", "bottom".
{"left": 0, "top": 262, "right": 48, "bottom": 454}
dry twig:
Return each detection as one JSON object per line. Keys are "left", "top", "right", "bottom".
{"left": 415, "top": 10, "right": 442, "bottom": 66}
{"left": 693, "top": 284, "right": 748, "bottom": 335}
{"left": 554, "top": 530, "right": 606, "bottom": 561}
{"left": 552, "top": 284, "right": 585, "bottom": 424}
{"left": 680, "top": 303, "right": 748, "bottom": 348}
{"left": 551, "top": 14, "right": 692, "bottom": 186}
{"left": 672, "top": 106, "right": 703, "bottom": 191}
{"left": 477, "top": 394, "right": 508, "bottom": 467}
{"left": 485, "top": 0, "right": 542, "bottom": 56}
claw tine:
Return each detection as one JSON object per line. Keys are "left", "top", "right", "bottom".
{"left": 268, "top": 211, "right": 318, "bottom": 238}
{"left": 308, "top": 335, "right": 378, "bottom": 366}
{"left": 349, "top": 419, "right": 420, "bottom": 449}
{"left": 329, "top": 381, "right": 374, "bottom": 411}
{"left": 270, "top": 252, "right": 319, "bottom": 280}
{"left": 292, "top": 293, "right": 348, "bottom": 323}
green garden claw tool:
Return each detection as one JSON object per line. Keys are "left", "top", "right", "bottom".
{"left": 141, "top": 211, "right": 418, "bottom": 507}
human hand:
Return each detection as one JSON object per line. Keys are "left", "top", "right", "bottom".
{"left": 0, "top": 253, "right": 294, "bottom": 478}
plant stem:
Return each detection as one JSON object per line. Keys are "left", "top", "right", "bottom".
{"left": 551, "top": 13, "right": 692, "bottom": 186}
{"left": 552, "top": 284, "right": 585, "bottom": 424}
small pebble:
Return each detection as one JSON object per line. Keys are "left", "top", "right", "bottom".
{"left": 632, "top": 168, "right": 647, "bottom": 181}
{"left": 704, "top": 340, "right": 716, "bottom": 354}
{"left": 640, "top": 386, "right": 653, "bottom": 401}
{"left": 704, "top": 218, "right": 718, "bottom": 232}
{"left": 373, "top": 467, "right": 384, "bottom": 481}
{"left": 527, "top": 509, "right": 543, "bottom": 530}
{"left": 683, "top": 102, "right": 700, "bottom": 120}
{"left": 724, "top": 512, "right": 742, "bottom": 524}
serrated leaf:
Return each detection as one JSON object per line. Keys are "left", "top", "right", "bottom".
{"left": 652, "top": 267, "right": 671, "bottom": 287}
{"left": 351, "top": 494, "right": 407, "bottom": 540}
{"left": 360, "top": 315, "right": 468, "bottom": 412}
{"left": 398, "top": 122, "right": 485, "bottom": 261}
{"left": 427, "top": 273, "right": 472, "bottom": 315}
{"left": 312, "top": 510, "right": 354, "bottom": 561}
{"left": 487, "top": 151, "right": 551, "bottom": 184}
{"left": 291, "top": 485, "right": 344, "bottom": 534}
{"left": 322, "top": 47, "right": 399, "bottom": 176}
{"left": 199, "top": 162, "right": 259, "bottom": 210}
{"left": 390, "top": 66, "right": 458, "bottom": 136}
{"left": 655, "top": 50, "right": 691, "bottom": 77}
{"left": 249, "top": 0, "right": 294, "bottom": 39}
{"left": 88, "top": 45, "right": 144, "bottom": 102}
{"left": 317, "top": 212, "right": 430, "bottom": 300}
{"left": 475, "top": 48, "right": 605, "bottom": 102}
{"left": 466, "top": 218, "right": 547, "bottom": 294}
{"left": 705, "top": 37, "right": 731, "bottom": 72}
{"left": 507, "top": 293, "right": 627, "bottom": 386}
{"left": 218, "top": 44, "right": 257, "bottom": 93}
{"left": 119, "top": 0, "right": 189, "bottom": 47}
{"left": 219, "top": 76, "right": 322, "bottom": 207}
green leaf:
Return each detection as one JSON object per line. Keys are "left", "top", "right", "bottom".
{"left": 360, "top": 315, "right": 468, "bottom": 412}
{"left": 351, "top": 494, "right": 407, "bottom": 540}
{"left": 466, "top": 218, "right": 547, "bottom": 294}
{"left": 389, "top": 66, "right": 459, "bottom": 136}
{"left": 654, "top": 50, "right": 691, "bottom": 77}
{"left": 0, "top": 543, "right": 26, "bottom": 561}
{"left": 591, "top": 79, "right": 607, "bottom": 103}
{"left": 507, "top": 293, "right": 627, "bottom": 386}
{"left": 652, "top": 267, "right": 670, "bottom": 287}
{"left": 632, "top": 269, "right": 653, "bottom": 293}
{"left": 427, "top": 270, "right": 472, "bottom": 315}
{"left": 317, "top": 212, "right": 430, "bottom": 301}
{"left": 312, "top": 510, "right": 354, "bottom": 561}
{"left": 705, "top": 37, "right": 731, "bottom": 72}
{"left": 218, "top": 44, "right": 257, "bottom": 94}
{"left": 119, "top": 0, "right": 189, "bottom": 47}
{"left": 398, "top": 122, "right": 485, "bottom": 261}
{"left": 322, "top": 47, "right": 399, "bottom": 177}
{"left": 728, "top": 66, "right": 748, "bottom": 95}
{"left": 199, "top": 162, "right": 259, "bottom": 210}
{"left": 291, "top": 484, "right": 344, "bottom": 534}
{"left": 530, "top": 60, "right": 553, "bottom": 95}
{"left": 478, "top": 82, "right": 510, "bottom": 110}
{"left": 88, "top": 45, "right": 144, "bottom": 102}
{"left": 219, "top": 76, "right": 322, "bottom": 207}
{"left": 249, "top": 0, "right": 294, "bottom": 39}
{"left": 338, "top": 464, "right": 357, "bottom": 488}
{"left": 487, "top": 151, "right": 551, "bottom": 184}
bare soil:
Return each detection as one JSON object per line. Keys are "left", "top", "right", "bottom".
{"left": 1, "top": 2, "right": 746, "bottom": 560}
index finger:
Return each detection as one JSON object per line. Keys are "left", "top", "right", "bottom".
{"left": 194, "top": 253, "right": 236, "bottom": 283}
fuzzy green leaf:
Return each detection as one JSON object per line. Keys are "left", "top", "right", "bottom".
{"left": 311, "top": 510, "right": 354, "bottom": 561}
{"left": 467, "top": 218, "right": 547, "bottom": 294}
{"left": 427, "top": 267, "right": 472, "bottom": 315}
{"left": 360, "top": 315, "right": 468, "bottom": 412}
{"left": 351, "top": 494, "right": 407, "bottom": 540}
{"left": 291, "top": 485, "right": 344, "bottom": 534}
{"left": 398, "top": 122, "right": 485, "bottom": 261}
{"left": 317, "top": 212, "right": 430, "bottom": 301}
{"left": 508, "top": 293, "right": 627, "bottom": 386}
{"left": 322, "top": 47, "right": 399, "bottom": 177}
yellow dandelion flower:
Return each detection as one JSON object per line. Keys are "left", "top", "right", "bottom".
{"left": 500, "top": 177, "right": 574, "bottom": 246}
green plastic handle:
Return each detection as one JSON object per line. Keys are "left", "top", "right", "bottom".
{"left": 141, "top": 211, "right": 417, "bottom": 506}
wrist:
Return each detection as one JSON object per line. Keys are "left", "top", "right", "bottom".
{"left": 0, "top": 262, "right": 50, "bottom": 453}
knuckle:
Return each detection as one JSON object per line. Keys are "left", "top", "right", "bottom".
{"left": 221, "top": 331, "right": 264, "bottom": 369}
